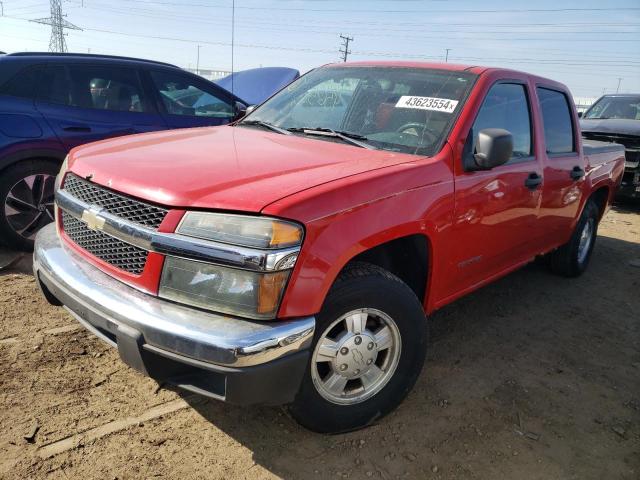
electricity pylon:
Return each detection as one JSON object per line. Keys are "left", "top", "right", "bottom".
{"left": 31, "top": 0, "right": 81, "bottom": 53}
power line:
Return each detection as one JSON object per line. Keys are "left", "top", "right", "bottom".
{"left": 57, "top": 6, "right": 640, "bottom": 43}
{"left": 77, "top": 0, "right": 640, "bottom": 14}
{"left": 339, "top": 34, "right": 352, "bottom": 62}
{"left": 5, "top": 15, "right": 639, "bottom": 70}
{"left": 3, "top": 15, "right": 638, "bottom": 78}
{"left": 72, "top": 5, "right": 640, "bottom": 35}
{"left": 30, "top": 0, "right": 81, "bottom": 52}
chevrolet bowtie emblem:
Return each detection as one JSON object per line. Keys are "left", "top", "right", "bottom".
{"left": 81, "top": 207, "right": 106, "bottom": 231}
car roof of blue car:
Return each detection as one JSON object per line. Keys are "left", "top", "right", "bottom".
{"left": 3, "top": 52, "right": 178, "bottom": 68}
{"left": 0, "top": 52, "right": 186, "bottom": 89}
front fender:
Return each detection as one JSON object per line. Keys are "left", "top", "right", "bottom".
{"left": 269, "top": 156, "right": 456, "bottom": 319}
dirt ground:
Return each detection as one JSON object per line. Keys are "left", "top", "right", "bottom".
{"left": 1, "top": 204, "right": 639, "bottom": 480}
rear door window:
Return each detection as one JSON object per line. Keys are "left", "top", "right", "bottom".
{"left": 38, "top": 64, "right": 149, "bottom": 113}
{"left": 68, "top": 65, "right": 148, "bottom": 112}
{"left": 38, "top": 65, "right": 72, "bottom": 105}
{"left": 472, "top": 82, "right": 532, "bottom": 160}
{"left": 536, "top": 87, "right": 575, "bottom": 154}
{"left": 0, "top": 65, "right": 42, "bottom": 99}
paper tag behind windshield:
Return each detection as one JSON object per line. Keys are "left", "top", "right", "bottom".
{"left": 395, "top": 96, "right": 458, "bottom": 113}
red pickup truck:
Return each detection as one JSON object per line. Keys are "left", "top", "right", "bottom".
{"left": 33, "top": 62, "right": 625, "bottom": 433}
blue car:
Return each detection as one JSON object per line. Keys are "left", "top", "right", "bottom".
{"left": 0, "top": 52, "right": 293, "bottom": 249}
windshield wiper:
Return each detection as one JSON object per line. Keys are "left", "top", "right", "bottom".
{"left": 287, "top": 127, "right": 375, "bottom": 150}
{"left": 239, "top": 120, "right": 292, "bottom": 135}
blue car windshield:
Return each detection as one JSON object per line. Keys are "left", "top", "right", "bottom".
{"left": 240, "top": 66, "right": 476, "bottom": 156}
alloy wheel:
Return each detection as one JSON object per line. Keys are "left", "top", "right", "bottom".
{"left": 4, "top": 174, "right": 56, "bottom": 240}
{"left": 310, "top": 308, "right": 402, "bottom": 405}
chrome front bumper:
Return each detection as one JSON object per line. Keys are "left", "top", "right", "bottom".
{"left": 33, "top": 223, "right": 315, "bottom": 404}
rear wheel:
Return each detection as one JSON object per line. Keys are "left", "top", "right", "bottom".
{"left": 0, "top": 160, "right": 59, "bottom": 251}
{"left": 549, "top": 200, "right": 600, "bottom": 277}
{"left": 288, "top": 262, "right": 428, "bottom": 433}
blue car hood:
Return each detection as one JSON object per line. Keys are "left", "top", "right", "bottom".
{"left": 216, "top": 67, "right": 299, "bottom": 105}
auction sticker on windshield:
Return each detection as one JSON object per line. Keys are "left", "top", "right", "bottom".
{"left": 395, "top": 96, "right": 458, "bottom": 113}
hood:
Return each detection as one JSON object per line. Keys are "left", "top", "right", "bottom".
{"left": 216, "top": 67, "right": 300, "bottom": 105}
{"left": 580, "top": 118, "right": 640, "bottom": 137}
{"left": 68, "top": 126, "right": 419, "bottom": 213}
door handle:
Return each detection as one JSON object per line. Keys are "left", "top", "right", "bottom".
{"left": 62, "top": 124, "right": 92, "bottom": 132}
{"left": 524, "top": 172, "right": 542, "bottom": 190}
{"left": 570, "top": 166, "right": 585, "bottom": 180}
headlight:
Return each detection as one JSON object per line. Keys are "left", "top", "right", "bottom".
{"left": 160, "top": 212, "right": 303, "bottom": 319}
{"left": 177, "top": 212, "right": 303, "bottom": 249}
{"left": 54, "top": 156, "right": 69, "bottom": 192}
{"left": 159, "top": 257, "right": 291, "bottom": 320}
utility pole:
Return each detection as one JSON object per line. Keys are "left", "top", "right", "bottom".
{"left": 0, "top": 2, "right": 4, "bottom": 16}
{"left": 616, "top": 77, "right": 622, "bottom": 93}
{"left": 231, "top": 0, "right": 235, "bottom": 94}
{"left": 445, "top": 48, "right": 451, "bottom": 62}
{"left": 31, "top": 0, "right": 81, "bottom": 53}
{"left": 339, "top": 34, "right": 353, "bottom": 62}
{"left": 196, "top": 45, "right": 201, "bottom": 75}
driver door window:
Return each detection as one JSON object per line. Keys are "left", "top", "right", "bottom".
{"left": 472, "top": 83, "right": 532, "bottom": 162}
{"left": 150, "top": 71, "right": 233, "bottom": 122}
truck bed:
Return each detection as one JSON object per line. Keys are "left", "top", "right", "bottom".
{"left": 582, "top": 139, "right": 626, "bottom": 167}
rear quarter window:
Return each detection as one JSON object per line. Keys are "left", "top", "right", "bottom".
{"left": 537, "top": 87, "right": 575, "bottom": 155}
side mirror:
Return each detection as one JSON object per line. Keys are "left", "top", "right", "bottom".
{"left": 233, "top": 101, "right": 248, "bottom": 120}
{"left": 473, "top": 128, "right": 513, "bottom": 170}
{"left": 577, "top": 111, "right": 583, "bottom": 118}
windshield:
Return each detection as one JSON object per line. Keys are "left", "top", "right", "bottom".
{"left": 584, "top": 96, "right": 640, "bottom": 120}
{"left": 240, "top": 66, "right": 476, "bottom": 156}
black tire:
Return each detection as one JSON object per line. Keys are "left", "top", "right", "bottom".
{"left": 0, "top": 159, "right": 60, "bottom": 251}
{"left": 549, "top": 200, "right": 600, "bottom": 277}
{"left": 288, "top": 262, "right": 428, "bottom": 433}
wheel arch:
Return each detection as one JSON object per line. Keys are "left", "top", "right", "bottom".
{"left": 342, "top": 234, "right": 431, "bottom": 305}
{"left": 0, "top": 148, "right": 66, "bottom": 174}
{"left": 588, "top": 185, "right": 610, "bottom": 220}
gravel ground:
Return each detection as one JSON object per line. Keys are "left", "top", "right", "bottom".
{"left": 1, "top": 204, "right": 639, "bottom": 480}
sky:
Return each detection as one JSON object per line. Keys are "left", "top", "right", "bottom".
{"left": 0, "top": 0, "right": 639, "bottom": 99}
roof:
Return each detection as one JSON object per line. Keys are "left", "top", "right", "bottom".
{"left": 324, "top": 60, "right": 486, "bottom": 74}
{"left": 4, "top": 52, "right": 177, "bottom": 68}
{"left": 323, "top": 61, "right": 574, "bottom": 92}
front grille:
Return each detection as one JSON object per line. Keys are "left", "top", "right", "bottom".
{"left": 61, "top": 211, "right": 148, "bottom": 275}
{"left": 63, "top": 174, "right": 168, "bottom": 229}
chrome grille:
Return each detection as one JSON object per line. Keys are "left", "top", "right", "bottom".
{"left": 61, "top": 211, "right": 148, "bottom": 275}
{"left": 63, "top": 174, "right": 168, "bottom": 229}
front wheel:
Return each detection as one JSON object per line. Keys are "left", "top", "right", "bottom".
{"left": 288, "top": 262, "right": 428, "bottom": 433}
